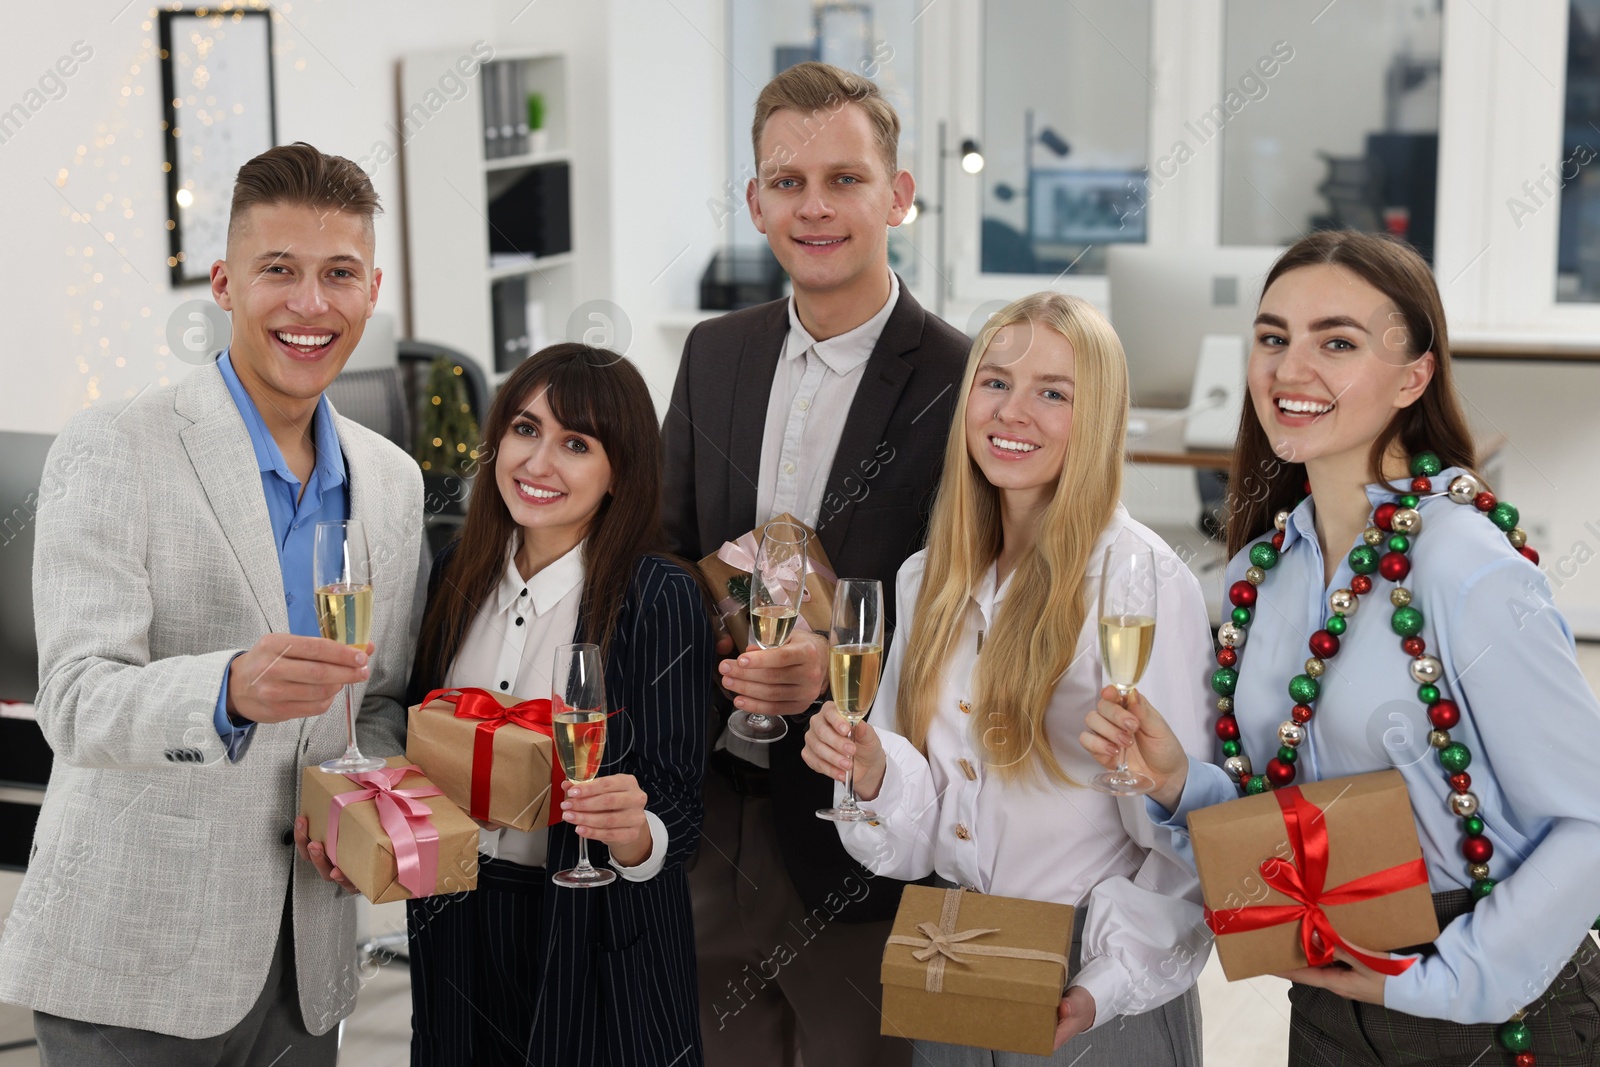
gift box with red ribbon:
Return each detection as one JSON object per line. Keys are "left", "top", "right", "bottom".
{"left": 1190, "top": 769, "right": 1440, "bottom": 981}
{"left": 299, "top": 756, "right": 478, "bottom": 903}
{"left": 406, "top": 688, "right": 567, "bottom": 833}
{"left": 697, "top": 512, "right": 836, "bottom": 650}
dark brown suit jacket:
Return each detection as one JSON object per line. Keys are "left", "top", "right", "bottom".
{"left": 661, "top": 279, "right": 970, "bottom": 923}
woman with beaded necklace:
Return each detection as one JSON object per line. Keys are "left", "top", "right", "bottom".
{"left": 1082, "top": 230, "right": 1600, "bottom": 1066}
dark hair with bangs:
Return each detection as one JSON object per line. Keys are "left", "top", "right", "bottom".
{"left": 414, "top": 344, "right": 696, "bottom": 680}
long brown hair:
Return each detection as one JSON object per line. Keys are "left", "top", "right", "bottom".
{"left": 415, "top": 344, "right": 684, "bottom": 678}
{"left": 1225, "top": 231, "right": 1479, "bottom": 558}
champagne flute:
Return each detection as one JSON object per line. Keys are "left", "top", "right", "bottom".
{"left": 551, "top": 642, "right": 617, "bottom": 889}
{"left": 727, "top": 521, "right": 809, "bottom": 744}
{"left": 313, "top": 520, "right": 386, "bottom": 774}
{"left": 816, "top": 579, "right": 883, "bottom": 822}
{"left": 1091, "top": 537, "right": 1158, "bottom": 796}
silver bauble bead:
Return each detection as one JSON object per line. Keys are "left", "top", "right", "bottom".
{"left": 1391, "top": 587, "right": 1413, "bottom": 608}
{"left": 1428, "top": 729, "right": 1451, "bottom": 749}
{"left": 1216, "top": 696, "right": 1234, "bottom": 714}
{"left": 1410, "top": 654, "right": 1443, "bottom": 684}
{"left": 1391, "top": 507, "right": 1423, "bottom": 535}
{"left": 1469, "top": 862, "right": 1491, "bottom": 880}
{"left": 1305, "top": 657, "right": 1326, "bottom": 678}
{"left": 1508, "top": 528, "right": 1527, "bottom": 550}
{"left": 1218, "top": 622, "right": 1247, "bottom": 648}
{"left": 1448, "top": 474, "right": 1482, "bottom": 504}
{"left": 1363, "top": 526, "right": 1386, "bottom": 546}
{"left": 1330, "top": 589, "right": 1358, "bottom": 615}
{"left": 1223, "top": 755, "right": 1253, "bottom": 778}
{"left": 1279, "top": 721, "right": 1307, "bottom": 746}
{"left": 1245, "top": 566, "right": 1267, "bottom": 586}
{"left": 1449, "top": 791, "right": 1480, "bottom": 817}
{"left": 1274, "top": 509, "right": 1290, "bottom": 532}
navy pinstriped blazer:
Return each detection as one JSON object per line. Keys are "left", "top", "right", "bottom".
{"left": 408, "top": 544, "right": 714, "bottom": 1066}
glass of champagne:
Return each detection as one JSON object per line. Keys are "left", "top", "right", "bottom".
{"left": 816, "top": 579, "right": 883, "bottom": 822}
{"left": 551, "top": 642, "right": 616, "bottom": 889}
{"left": 313, "top": 520, "right": 387, "bottom": 773}
{"left": 727, "top": 521, "right": 809, "bottom": 744}
{"left": 1091, "top": 536, "right": 1158, "bottom": 796}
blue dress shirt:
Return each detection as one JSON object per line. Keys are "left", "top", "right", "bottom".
{"left": 213, "top": 350, "right": 350, "bottom": 760}
{"left": 1149, "top": 468, "right": 1600, "bottom": 1024}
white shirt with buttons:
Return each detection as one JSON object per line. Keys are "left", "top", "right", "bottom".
{"left": 444, "top": 536, "right": 668, "bottom": 876}
{"left": 835, "top": 507, "right": 1216, "bottom": 1028}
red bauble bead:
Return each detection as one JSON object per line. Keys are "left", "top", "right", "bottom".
{"left": 1351, "top": 574, "right": 1373, "bottom": 595}
{"left": 1402, "top": 636, "right": 1426, "bottom": 657}
{"left": 1520, "top": 546, "right": 1541, "bottom": 565}
{"left": 1292, "top": 703, "right": 1314, "bottom": 724}
{"left": 1303, "top": 478, "right": 1313, "bottom": 495}
{"left": 1309, "top": 630, "right": 1340, "bottom": 659}
{"left": 1474, "top": 491, "right": 1496, "bottom": 512}
{"left": 1229, "top": 580, "right": 1258, "bottom": 608}
{"left": 1374, "top": 502, "right": 1399, "bottom": 531}
{"left": 1515, "top": 1052, "right": 1536, "bottom": 1067}
{"left": 1217, "top": 647, "right": 1238, "bottom": 668}
{"left": 1449, "top": 772, "right": 1472, "bottom": 793}
{"left": 1216, "top": 716, "right": 1240, "bottom": 742}
{"left": 1271, "top": 531, "right": 1285, "bottom": 550}
{"left": 1379, "top": 552, "right": 1411, "bottom": 582}
{"left": 1266, "top": 758, "right": 1296, "bottom": 786}
{"left": 1429, "top": 700, "right": 1461, "bottom": 730}
{"left": 1463, "top": 835, "right": 1494, "bottom": 863}
{"left": 1411, "top": 476, "right": 1432, "bottom": 494}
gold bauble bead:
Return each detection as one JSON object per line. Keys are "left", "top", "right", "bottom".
{"left": 1279, "top": 721, "right": 1307, "bottom": 746}
{"left": 1391, "top": 507, "right": 1423, "bottom": 535}
{"left": 1449, "top": 791, "right": 1480, "bottom": 817}
{"left": 1363, "top": 526, "right": 1386, "bottom": 546}
{"left": 1508, "top": 528, "right": 1527, "bottom": 550}
{"left": 1448, "top": 474, "right": 1482, "bottom": 504}
{"left": 1274, "top": 509, "right": 1290, "bottom": 532}
{"left": 1304, "top": 657, "right": 1326, "bottom": 678}
{"left": 1391, "top": 587, "right": 1412, "bottom": 608}
{"left": 1224, "top": 755, "right": 1252, "bottom": 778}
{"left": 1330, "top": 588, "right": 1357, "bottom": 615}
{"left": 1410, "top": 655, "right": 1443, "bottom": 685}
{"left": 1428, "top": 729, "right": 1451, "bottom": 749}
{"left": 1216, "top": 696, "right": 1234, "bottom": 714}
{"left": 1245, "top": 566, "right": 1267, "bottom": 586}
{"left": 1469, "top": 862, "right": 1491, "bottom": 880}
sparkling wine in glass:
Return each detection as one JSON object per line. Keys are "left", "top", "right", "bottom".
{"left": 728, "top": 521, "right": 809, "bottom": 744}
{"left": 314, "top": 520, "right": 386, "bottom": 773}
{"left": 1091, "top": 536, "right": 1158, "bottom": 796}
{"left": 551, "top": 642, "right": 617, "bottom": 889}
{"left": 817, "top": 579, "right": 883, "bottom": 822}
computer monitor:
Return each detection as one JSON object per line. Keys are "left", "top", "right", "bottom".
{"left": 0, "top": 432, "right": 55, "bottom": 703}
{"left": 1106, "top": 245, "right": 1286, "bottom": 408}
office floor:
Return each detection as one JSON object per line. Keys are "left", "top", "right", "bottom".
{"left": 3, "top": 644, "right": 1599, "bottom": 1065}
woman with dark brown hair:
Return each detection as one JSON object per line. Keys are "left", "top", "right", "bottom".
{"left": 405, "top": 344, "right": 714, "bottom": 1067}
{"left": 1082, "top": 231, "right": 1600, "bottom": 1065}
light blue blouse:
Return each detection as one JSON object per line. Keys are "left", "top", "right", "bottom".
{"left": 1150, "top": 468, "right": 1600, "bottom": 1024}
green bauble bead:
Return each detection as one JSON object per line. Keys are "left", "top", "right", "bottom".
{"left": 1418, "top": 683, "right": 1440, "bottom": 704}
{"left": 1278, "top": 744, "right": 1298, "bottom": 763}
{"left": 1410, "top": 452, "right": 1443, "bottom": 477}
{"left": 1249, "top": 542, "right": 1280, "bottom": 570}
{"left": 1231, "top": 606, "right": 1252, "bottom": 627}
{"left": 1496, "top": 1018, "right": 1530, "bottom": 1052}
{"left": 1325, "top": 615, "right": 1347, "bottom": 636}
{"left": 1399, "top": 494, "right": 1420, "bottom": 508}
{"left": 1463, "top": 814, "right": 1485, "bottom": 836}
{"left": 1388, "top": 534, "right": 1411, "bottom": 554}
{"left": 1489, "top": 501, "right": 1520, "bottom": 532}
{"left": 1391, "top": 606, "right": 1424, "bottom": 637}
{"left": 1211, "top": 667, "right": 1239, "bottom": 696}
{"left": 1438, "top": 741, "right": 1472, "bottom": 773}
{"left": 1288, "top": 674, "right": 1321, "bottom": 703}
{"left": 1244, "top": 775, "right": 1268, "bottom": 795}
{"left": 1221, "top": 739, "right": 1242, "bottom": 758}
{"left": 1348, "top": 545, "right": 1380, "bottom": 575}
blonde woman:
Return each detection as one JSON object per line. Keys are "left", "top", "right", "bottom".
{"left": 802, "top": 293, "right": 1215, "bottom": 1065}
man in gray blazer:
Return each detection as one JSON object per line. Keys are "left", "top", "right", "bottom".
{"left": 0, "top": 143, "right": 423, "bottom": 1065}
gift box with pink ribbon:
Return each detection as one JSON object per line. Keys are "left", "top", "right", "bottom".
{"left": 406, "top": 687, "right": 568, "bottom": 833}
{"left": 1190, "top": 769, "right": 1440, "bottom": 981}
{"left": 697, "top": 512, "right": 836, "bottom": 650}
{"left": 299, "top": 756, "right": 479, "bottom": 903}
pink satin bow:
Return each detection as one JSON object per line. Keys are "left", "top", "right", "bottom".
{"left": 325, "top": 764, "right": 442, "bottom": 899}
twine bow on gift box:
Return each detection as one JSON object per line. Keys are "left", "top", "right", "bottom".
{"left": 1203, "top": 786, "right": 1428, "bottom": 976}
{"left": 887, "top": 888, "right": 1072, "bottom": 994}
{"left": 326, "top": 764, "right": 442, "bottom": 899}
{"left": 422, "top": 687, "right": 568, "bottom": 826}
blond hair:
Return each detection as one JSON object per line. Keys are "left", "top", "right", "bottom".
{"left": 751, "top": 61, "right": 899, "bottom": 178}
{"left": 897, "top": 293, "right": 1129, "bottom": 785}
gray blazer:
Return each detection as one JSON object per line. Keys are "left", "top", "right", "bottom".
{"left": 0, "top": 361, "right": 423, "bottom": 1039}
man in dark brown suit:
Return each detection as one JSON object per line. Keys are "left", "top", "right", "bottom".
{"left": 662, "top": 61, "right": 970, "bottom": 1067}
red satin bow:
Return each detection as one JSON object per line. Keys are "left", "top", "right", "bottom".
{"left": 423, "top": 687, "right": 564, "bottom": 826}
{"left": 326, "top": 764, "right": 442, "bottom": 899}
{"left": 1204, "top": 786, "right": 1428, "bottom": 977}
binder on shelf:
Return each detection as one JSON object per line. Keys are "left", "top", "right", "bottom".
{"left": 511, "top": 60, "right": 530, "bottom": 156}
{"left": 491, "top": 274, "right": 531, "bottom": 374}
{"left": 488, "top": 162, "right": 572, "bottom": 260}
{"left": 498, "top": 60, "right": 518, "bottom": 157}
{"left": 483, "top": 62, "right": 502, "bottom": 159}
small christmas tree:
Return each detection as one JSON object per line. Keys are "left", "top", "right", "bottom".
{"left": 415, "top": 356, "right": 481, "bottom": 475}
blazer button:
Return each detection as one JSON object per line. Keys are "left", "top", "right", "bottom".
{"left": 282, "top": 827, "right": 295, "bottom": 846}
{"left": 163, "top": 749, "right": 176, "bottom": 761}
{"left": 954, "top": 823, "right": 970, "bottom": 841}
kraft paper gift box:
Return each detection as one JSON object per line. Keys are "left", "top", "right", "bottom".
{"left": 880, "top": 885, "right": 1075, "bottom": 1056}
{"left": 300, "top": 756, "right": 478, "bottom": 904}
{"left": 1190, "top": 769, "right": 1440, "bottom": 981}
{"left": 406, "top": 688, "right": 560, "bottom": 833}
{"left": 697, "top": 512, "right": 836, "bottom": 650}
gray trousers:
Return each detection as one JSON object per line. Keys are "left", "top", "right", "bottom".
{"left": 32, "top": 893, "right": 337, "bottom": 1067}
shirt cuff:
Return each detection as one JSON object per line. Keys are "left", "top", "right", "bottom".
{"left": 213, "top": 653, "right": 255, "bottom": 763}
{"left": 610, "top": 809, "right": 669, "bottom": 882}
{"left": 1144, "top": 755, "right": 1227, "bottom": 829}
{"left": 1068, "top": 953, "right": 1135, "bottom": 1032}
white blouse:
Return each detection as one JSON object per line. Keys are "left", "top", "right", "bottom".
{"left": 445, "top": 537, "right": 667, "bottom": 877}
{"left": 836, "top": 506, "right": 1215, "bottom": 1027}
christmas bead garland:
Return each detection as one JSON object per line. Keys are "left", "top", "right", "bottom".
{"left": 1211, "top": 452, "right": 1541, "bottom": 1064}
